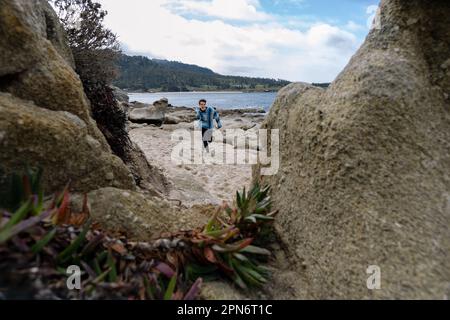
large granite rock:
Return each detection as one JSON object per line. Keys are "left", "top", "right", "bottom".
{"left": 0, "top": 93, "right": 135, "bottom": 193}
{"left": 0, "top": 0, "right": 136, "bottom": 194}
{"left": 253, "top": 0, "right": 450, "bottom": 299}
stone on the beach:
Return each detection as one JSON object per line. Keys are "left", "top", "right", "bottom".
{"left": 110, "top": 86, "right": 130, "bottom": 103}
{"left": 253, "top": 0, "right": 450, "bottom": 299}
{"left": 129, "top": 101, "right": 149, "bottom": 109}
{"left": 75, "top": 187, "right": 209, "bottom": 241}
{"left": 164, "top": 115, "right": 183, "bottom": 125}
{"left": 129, "top": 98, "right": 168, "bottom": 126}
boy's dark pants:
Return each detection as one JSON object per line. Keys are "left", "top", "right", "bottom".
{"left": 202, "top": 128, "right": 213, "bottom": 148}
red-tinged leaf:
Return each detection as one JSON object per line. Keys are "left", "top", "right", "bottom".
{"left": 53, "top": 186, "right": 70, "bottom": 225}
{"left": 212, "top": 238, "right": 254, "bottom": 253}
{"left": 166, "top": 251, "right": 180, "bottom": 269}
{"left": 67, "top": 213, "right": 89, "bottom": 227}
{"left": 231, "top": 208, "right": 238, "bottom": 224}
{"left": 216, "top": 259, "right": 235, "bottom": 275}
{"left": 110, "top": 242, "right": 127, "bottom": 255}
{"left": 222, "top": 228, "right": 240, "bottom": 242}
{"left": 267, "top": 210, "right": 279, "bottom": 217}
{"left": 172, "top": 290, "right": 184, "bottom": 300}
{"left": 155, "top": 262, "right": 175, "bottom": 278}
{"left": 204, "top": 247, "right": 218, "bottom": 264}
{"left": 80, "top": 233, "right": 105, "bottom": 256}
{"left": 237, "top": 238, "right": 254, "bottom": 250}
{"left": 22, "top": 175, "right": 32, "bottom": 199}
{"left": 82, "top": 193, "right": 90, "bottom": 216}
{"left": 189, "top": 238, "right": 206, "bottom": 245}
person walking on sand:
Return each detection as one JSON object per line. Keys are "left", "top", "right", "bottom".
{"left": 194, "top": 99, "right": 222, "bottom": 153}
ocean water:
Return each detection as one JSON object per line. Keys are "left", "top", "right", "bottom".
{"left": 128, "top": 91, "right": 277, "bottom": 111}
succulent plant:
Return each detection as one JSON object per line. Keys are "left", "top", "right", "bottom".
{"left": 0, "top": 169, "right": 277, "bottom": 299}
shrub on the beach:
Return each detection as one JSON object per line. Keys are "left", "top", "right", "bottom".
{"left": 50, "top": 0, "right": 132, "bottom": 162}
{"left": 0, "top": 168, "right": 200, "bottom": 299}
{"left": 0, "top": 169, "right": 276, "bottom": 298}
{"left": 51, "top": 0, "right": 120, "bottom": 85}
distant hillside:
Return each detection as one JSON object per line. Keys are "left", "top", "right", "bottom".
{"left": 114, "top": 54, "right": 290, "bottom": 92}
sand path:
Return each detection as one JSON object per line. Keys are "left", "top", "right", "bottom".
{"left": 129, "top": 115, "right": 264, "bottom": 207}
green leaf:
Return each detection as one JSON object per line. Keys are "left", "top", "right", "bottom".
{"left": 232, "top": 260, "right": 262, "bottom": 287}
{"left": 205, "top": 226, "right": 235, "bottom": 238}
{"left": 92, "top": 257, "right": 102, "bottom": 275}
{"left": 255, "top": 265, "right": 271, "bottom": 276}
{"left": 243, "top": 266, "right": 267, "bottom": 284}
{"left": 164, "top": 274, "right": 177, "bottom": 300}
{"left": 239, "top": 245, "right": 271, "bottom": 256}
{"left": 248, "top": 214, "right": 274, "bottom": 221}
{"left": 57, "top": 220, "right": 91, "bottom": 264}
{"left": 212, "top": 238, "right": 253, "bottom": 253}
{"left": 144, "top": 276, "right": 155, "bottom": 300}
{"left": 92, "top": 267, "right": 111, "bottom": 284}
{"left": 186, "top": 264, "right": 218, "bottom": 281}
{"left": 232, "top": 270, "right": 248, "bottom": 290}
{"left": 236, "top": 190, "right": 242, "bottom": 208}
{"left": 0, "top": 201, "right": 50, "bottom": 244}
{"left": 244, "top": 215, "right": 257, "bottom": 224}
{"left": 31, "top": 228, "right": 57, "bottom": 254}
{"left": 204, "top": 209, "right": 219, "bottom": 233}
{"left": 232, "top": 252, "right": 249, "bottom": 262}
{"left": 106, "top": 251, "right": 117, "bottom": 282}
{"left": 2, "top": 199, "right": 31, "bottom": 230}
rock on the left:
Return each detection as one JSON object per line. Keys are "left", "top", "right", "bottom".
{"left": 0, "top": 0, "right": 136, "bottom": 194}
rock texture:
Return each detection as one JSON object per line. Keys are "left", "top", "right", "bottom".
{"left": 73, "top": 188, "right": 209, "bottom": 241}
{"left": 0, "top": 0, "right": 136, "bottom": 193}
{"left": 129, "top": 98, "right": 168, "bottom": 126}
{"left": 0, "top": 93, "right": 135, "bottom": 193}
{"left": 110, "top": 86, "right": 129, "bottom": 104}
{"left": 125, "top": 142, "right": 170, "bottom": 197}
{"left": 253, "top": 0, "right": 450, "bottom": 299}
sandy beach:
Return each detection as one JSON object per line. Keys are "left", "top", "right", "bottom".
{"left": 129, "top": 106, "right": 266, "bottom": 207}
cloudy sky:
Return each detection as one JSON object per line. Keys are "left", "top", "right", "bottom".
{"left": 96, "top": 0, "right": 380, "bottom": 82}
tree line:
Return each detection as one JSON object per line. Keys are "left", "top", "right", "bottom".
{"left": 114, "top": 54, "right": 291, "bottom": 92}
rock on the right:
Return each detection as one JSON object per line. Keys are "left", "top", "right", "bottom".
{"left": 253, "top": 0, "right": 450, "bottom": 299}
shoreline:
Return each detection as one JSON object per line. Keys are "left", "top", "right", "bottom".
{"left": 125, "top": 89, "right": 281, "bottom": 94}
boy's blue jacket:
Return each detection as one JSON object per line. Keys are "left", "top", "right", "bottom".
{"left": 195, "top": 106, "right": 222, "bottom": 129}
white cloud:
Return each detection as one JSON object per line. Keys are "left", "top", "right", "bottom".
{"left": 345, "top": 20, "right": 365, "bottom": 32}
{"left": 168, "top": 0, "right": 271, "bottom": 22}
{"left": 97, "top": 0, "right": 361, "bottom": 82}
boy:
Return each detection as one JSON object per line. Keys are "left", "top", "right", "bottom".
{"left": 195, "top": 99, "right": 222, "bottom": 152}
